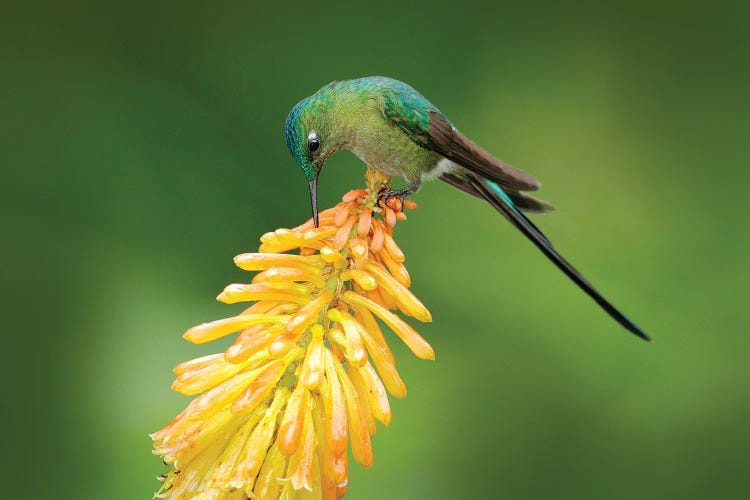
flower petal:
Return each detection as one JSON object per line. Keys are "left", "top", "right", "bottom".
{"left": 346, "top": 363, "right": 376, "bottom": 436}
{"left": 369, "top": 220, "right": 385, "bottom": 253}
{"left": 299, "top": 324, "right": 325, "bottom": 389}
{"left": 365, "top": 261, "right": 431, "bottom": 322}
{"left": 340, "top": 269, "right": 377, "bottom": 291}
{"left": 250, "top": 442, "right": 287, "bottom": 499}
{"left": 342, "top": 189, "right": 367, "bottom": 203}
{"left": 172, "top": 353, "right": 255, "bottom": 396}
{"left": 321, "top": 348, "right": 348, "bottom": 456}
{"left": 334, "top": 203, "right": 353, "bottom": 226}
{"left": 235, "top": 252, "right": 325, "bottom": 271}
{"left": 232, "top": 348, "right": 302, "bottom": 414}
{"left": 224, "top": 324, "right": 282, "bottom": 364}
{"left": 334, "top": 216, "right": 356, "bottom": 249}
{"left": 355, "top": 320, "right": 406, "bottom": 399}
{"left": 358, "top": 362, "right": 392, "bottom": 426}
{"left": 327, "top": 308, "right": 367, "bottom": 367}
{"left": 320, "top": 245, "right": 344, "bottom": 265}
{"left": 342, "top": 291, "right": 434, "bottom": 360}
{"left": 204, "top": 407, "right": 263, "bottom": 490}
{"left": 183, "top": 314, "right": 288, "bottom": 344}
{"left": 289, "top": 399, "right": 317, "bottom": 491}
{"left": 378, "top": 249, "right": 410, "bottom": 286}
{"left": 383, "top": 233, "right": 405, "bottom": 262}
{"left": 217, "top": 283, "right": 310, "bottom": 305}
{"left": 349, "top": 238, "right": 368, "bottom": 260}
{"left": 286, "top": 292, "right": 332, "bottom": 336}
{"left": 278, "top": 383, "right": 310, "bottom": 456}
{"left": 253, "top": 267, "right": 326, "bottom": 289}
{"left": 303, "top": 226, "right": 338, "bottom": 242}
{"left": 173, "top": 353, "right": 224, "bottom": 376}
{"left": 331, "top": 353, "right": 372, "bottom": 468}
{"left": 357, "top": 208, "right": 372, "bottom": 238}
{"left": 231, "top": 388, "right": 289, "bottom": 493}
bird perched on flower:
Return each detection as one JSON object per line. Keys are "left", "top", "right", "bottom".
{"left": 285, "top": 76, "right": 650, "bottom": 341}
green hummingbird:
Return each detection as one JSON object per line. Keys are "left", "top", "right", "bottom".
{"left": 285, "top": 76, "right": 650, "bottom": 342}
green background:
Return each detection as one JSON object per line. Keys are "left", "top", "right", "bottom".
{"left": 3, "top": 1, "right": 749, "bottom": 498}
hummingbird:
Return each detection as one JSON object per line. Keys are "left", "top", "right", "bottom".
{"left": 284, "top": 76, "right": 650, "bottom": 342}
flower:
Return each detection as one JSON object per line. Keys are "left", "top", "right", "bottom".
{"left": 152, "top": 168, "right": 434, "bottom": 499}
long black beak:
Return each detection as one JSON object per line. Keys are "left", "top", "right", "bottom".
{"left": 308, "top": 177, "right": 319, "bottom": 227}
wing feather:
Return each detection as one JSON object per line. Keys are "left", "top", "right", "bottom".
{"left": 428, "top": 111, "right": 541, "bottom": 191}
{"left": 379, "top": 80, "right": 541, "bottom": 191}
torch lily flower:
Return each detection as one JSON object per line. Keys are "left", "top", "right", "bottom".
{"left": 152, "top": 169, "right": 434, "bottom": 499}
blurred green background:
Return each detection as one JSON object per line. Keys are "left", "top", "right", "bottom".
{"left": 3, "top": 1, "right": 749, "bottom": 498}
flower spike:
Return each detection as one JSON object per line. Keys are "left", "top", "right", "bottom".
{"left": 153, "top": 168, "right": 433, "bottom": 499}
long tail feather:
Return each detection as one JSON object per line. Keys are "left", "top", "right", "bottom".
{"left": 440, "top": 173, "right": 554, "bottom": 213}
{"left": 465, "top": 174, "right": 650, "bottom": 342}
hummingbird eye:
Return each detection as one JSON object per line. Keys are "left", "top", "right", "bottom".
{"left": 307, "top": 130, "right": 321, "bottom": 155}
{"left": 307, "top": 137, "right": 321, "bottom": 154}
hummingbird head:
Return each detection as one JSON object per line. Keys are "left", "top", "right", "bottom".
{"left": 285, "top": 94, "right": 336, "bottom": 227}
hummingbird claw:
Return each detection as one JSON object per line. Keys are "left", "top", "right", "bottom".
{"left": 377, "top": 186, "right": 408, "bottom": 211}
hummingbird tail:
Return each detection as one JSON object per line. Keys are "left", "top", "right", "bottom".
{"left": 440, "top": 173, "right": 554, "bottom": 213}
{"left": 465, "top": 174, "right": 651, "bottom": 342}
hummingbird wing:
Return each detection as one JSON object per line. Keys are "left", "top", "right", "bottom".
{"left": 425, "top": 110, "right": 542, "bottom": 191}
{"left": 381, "top": 84, "right": 540, "bottom": 191}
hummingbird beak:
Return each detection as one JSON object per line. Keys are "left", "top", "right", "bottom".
{"left": 308, "top": 177, "right": 319, "bottom": 228}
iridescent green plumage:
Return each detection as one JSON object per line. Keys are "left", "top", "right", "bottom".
{"left": 284, "top": 76, "right": 650, "bottom": 342}
{"left": 286, "top": 77, "right": 443, "bottom": 184}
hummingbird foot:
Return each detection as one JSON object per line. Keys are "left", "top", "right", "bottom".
{"left": 377, "top": 178, "right": 421, "bottom": 210}
{"left": 377, "top": 186, "right": 411, "bottom": 210}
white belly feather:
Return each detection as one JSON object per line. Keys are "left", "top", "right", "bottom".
{"left": 420, "top": 158, "right": 459, "bottom": 182}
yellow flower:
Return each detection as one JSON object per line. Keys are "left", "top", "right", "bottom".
{"left": 152, "top": 168, "right": 434, "bottom": 499}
